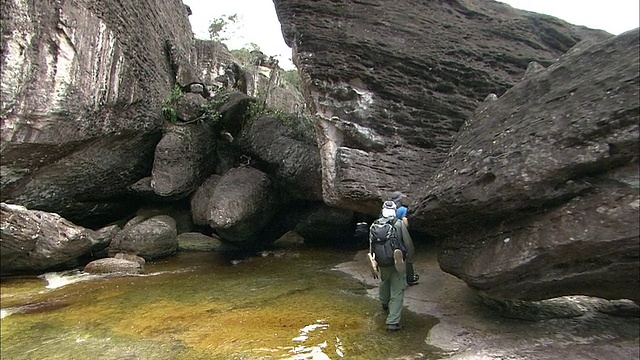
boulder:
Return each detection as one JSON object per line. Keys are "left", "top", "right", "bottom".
{"left": 238, "top": 116, "right": 322, "bottom": 200}
{"left": 84, "top": 257, "right": 144, "bottom": 275}
{"left": 190, "top": 167, "right": 279, "bottom": 246}
{"left": 0, "top": 203, "right": 117, "bottom": 274}
{"left": 412, "top": 30, "right": 640, "bottom": 302}
{"left": 191, "top": 175, "right": 222, "bottom": 226}
{"left": 108, "top": 215, "right": 178, "bottom": 259}
{"left": 294, "top": 203, "right": 357, "bottom": 247}
{"left": 151, "top": 122, "right": 218, "bottom": 198}
{"left": 113, "top": 252, "right": 146, "bottom": 266}
{"left": 177, "top": 232, "right": 230, "bottom": 252}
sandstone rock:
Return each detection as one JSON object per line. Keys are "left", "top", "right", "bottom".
{"left": 177, "top": 232, "right": 227, "bottom": 252}
{"left": 190, "top": 175, "right": 222, "bottom": 226}
{"left": 0, "top": 203, "right": 116, "bottom": 274}
{"left": 272, "top": 231, "right": 306, "bottom": 248}
{"left": 412, "top": 30, "right": 640, "bottom": 302}
{"left": 238, "top": 116, "right": 322, "bottom": 200}
{"left": 113, "top": 252, "right": 146, "bottom": 266}
{"left": 273, "top": 0, "right": 611, "bottom": 214}
{"left": 108, "top": 215, "right": 178, "bottom": 259}
{"left": 0, "top": 0, "right": 196, "bottom": 224}
{"left": 84, "top": 257, "right": 143, "bottom": 274}
{"left": 191, "top": 167, "right": 279, "bottom": 246}
{"left": 135, "top": 204, "right": 194, "bottom": 235}
{"left": 151, "top": 122, "right": 217, "bottom": 198}
{"left": 173, "top": 93, "right": 208, "bottom": 123}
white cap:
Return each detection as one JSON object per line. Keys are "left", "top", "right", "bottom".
{"left": 381, "top": 208, "right": 396, "bottom": 218}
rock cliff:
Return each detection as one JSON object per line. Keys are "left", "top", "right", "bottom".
{"left": 273, "top": 0, "right": 611, "bottom": 213}
{"left": 272, "top": 0, "right": 638, "bottom": 302}
{"left": 1, "top": 0, "right": 198, "bottom": 223}
{"left": 413, "top": 30, "right": 640, "bottom": 302}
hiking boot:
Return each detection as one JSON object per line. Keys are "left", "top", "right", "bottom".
{"left": 381, "top": 303, "right": 389, "bottom": 311}
{"left": 408, "top": 274, "right": 419, "bottom": 286}
{"left": 386, "top": 323, "right": 402, "bottom": 332}
{"left": 393, "top": 249, "right": 406, "bottom": 273}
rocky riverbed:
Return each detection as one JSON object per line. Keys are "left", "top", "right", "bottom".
{"left": 335, "top": 242, "right": 640, "bottom": 360}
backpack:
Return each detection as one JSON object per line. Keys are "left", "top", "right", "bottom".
{"left": 369, "top": 217, "right": 405, "bottom": 267}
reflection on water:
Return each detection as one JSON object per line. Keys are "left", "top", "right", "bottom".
{"left": 1, "top": 248, "right": 441, "bottom": 359}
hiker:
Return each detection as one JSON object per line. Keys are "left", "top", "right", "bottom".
{"left": 368, "top": 200, "right": 415, "bottom": 331}
{"left": 391, "top": 191, "right": 419, "bottom": 286}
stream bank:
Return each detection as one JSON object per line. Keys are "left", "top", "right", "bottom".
{"left": 336, "top": 242, "right": 640, "bottom": 360}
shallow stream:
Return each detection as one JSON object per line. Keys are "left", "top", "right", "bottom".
{"left": 1, "top": 248, "right": 442, "bottom": 360}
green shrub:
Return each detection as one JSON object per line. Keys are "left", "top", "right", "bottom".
{"left": 161, "top": 84, "right": 184, "bottom": 123}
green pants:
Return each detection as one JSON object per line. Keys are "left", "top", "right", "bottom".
{"left": 379, "top": 266, "right": 407, "bottom": 325}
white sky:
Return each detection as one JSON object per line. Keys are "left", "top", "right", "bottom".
{"left": 182, "top": 0, "right": 640, "bottom": 70}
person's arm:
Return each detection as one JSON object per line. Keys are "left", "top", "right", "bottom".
{"left": 397, "top": 207, "right": 409, "bottom": 227}
{"left": 367, "top": 226, "right": 379, "bottom": 278}
{"left": 399, "top": 221, "right": 414, "bottom": 260}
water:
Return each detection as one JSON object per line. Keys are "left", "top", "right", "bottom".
{"left": 1, "top": 248, "right": 441, "bottom": 360}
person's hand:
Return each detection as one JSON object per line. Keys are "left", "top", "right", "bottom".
{"left": 368, "top": 253, "right": 379, "bottom": 279}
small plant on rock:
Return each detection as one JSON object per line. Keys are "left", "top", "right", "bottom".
{"left": 161, "top": 84, "right": 184, "bottom": 123}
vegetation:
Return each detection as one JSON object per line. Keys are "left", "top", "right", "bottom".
{"left": 198, "top": 15, "right": 312, "bottom": 142}
{"left": 230, "top": 43, "right": 261, "bottom": 65}
{"left": 281, "top": 69, "right": 301, "bottom": 91}
{"left": 208, "top": 14, "right": 238, "bottom": 42}
{"left": 161, "top": 84, "right": 184, "bottom": 123}
{"left": 197, "top": 87, "right": 229, "bottom": 126}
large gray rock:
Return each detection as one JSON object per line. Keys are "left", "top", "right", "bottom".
{"left": 190, "top": 167, "right": 279, "bottom": 246}
{"left": 84, "top": 257, "right": 144, "bottom": 275}
{"left": 0, "top": 0, "right": 197, "bottom": 224}
{"left": 412, "top": 30, "right": 640, "bottom": 302}
{"left": 108, "top": 215, "right": 178, "bottom": 259}
{"left": 190, "top": 175, "right": 222, "bottom": 227}
{"left": 151, "top": 122, "right": 218, "bottom": 198}
{"left": 0, "top": 203, "right": 117, "bottom": 274}
{"left": 239, "top": 116, "right": 322, "bottom": 201}
{"left": 273, "top": 0, "right": 611, "bottom": 214}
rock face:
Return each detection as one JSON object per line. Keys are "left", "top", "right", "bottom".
{"left": 411, "top": 30, "right": 640, "bottom": 302}
{"left": 273, "top": 0, "right": 611, "bottom": 213}
{"left": 273, "top": 0, "right": 638, "bottom": 302}
{"left": 0, "top": 0, "right": 197, "bottom": 224}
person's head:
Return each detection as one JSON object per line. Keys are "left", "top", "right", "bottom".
{"left": 391, "top": 191, "right": 407, "bottom": 207}
{"left": 381, "top": 200, "right": 397, "bottom": 218}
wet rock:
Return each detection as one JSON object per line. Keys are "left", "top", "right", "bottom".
{"left": 476, "top": 293, "right": 587, "bottom": 321}
{"left": 190, "top": 167, "right": 279, "bottom": 246}
{"left": 113, "top": 252, "right": 146, "bottom": 266}
{"left": 108, "top": 215, "right": 178, "bottom": 260}
{"left": 84, "top": 257, "right": 144, "bottom": 274}
{"left": 1, "top": 0, "right": 196, "bottom": 223}
{"left": 177, "top": 232, "right": 227, "bottom": 252}
{"left": 0, "top": 203, "right": 116, "bottom": 274}
{"left": 294, "top": 203, "right": 356, "bottom": 247}
{"left": 272, "top": 231, "right": 306, "bottom": 248}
